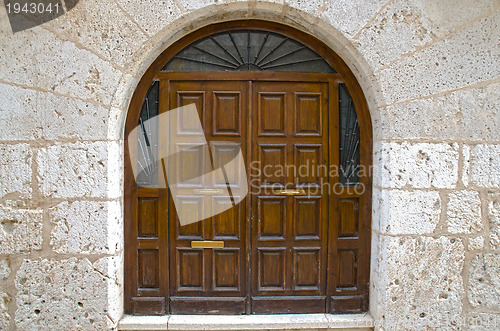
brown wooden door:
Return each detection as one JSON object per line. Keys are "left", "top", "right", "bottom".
{"left": 250, "top": 81, "right": 330, "bottom": 313}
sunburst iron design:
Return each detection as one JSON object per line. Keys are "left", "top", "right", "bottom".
{"left": 339, "top": 83, "right": 360, "bottom": 185}
{"left": 163, "top": 30, "right": 335, "bottom": 72}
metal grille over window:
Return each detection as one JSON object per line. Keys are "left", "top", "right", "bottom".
{"left": 136, "top": 81, "right": 159, "bottom": 186}
{"left": 339, "top": 83, "right": 360, "bottom": 185}
{"left": 163, "top": 30, "right": 335, "bottom": 73}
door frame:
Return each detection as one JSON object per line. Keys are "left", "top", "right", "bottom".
{"left": 124, "top": 20, "right": 372, "bottom": 315}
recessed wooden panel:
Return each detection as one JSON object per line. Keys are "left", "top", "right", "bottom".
{"left": 177, "top": 92, "right": 205, "bottom": 134}
{"left": 293, "top": 248, "right": 321, "bottom": 290}
{"left": 177, "top": 249, "right": 204, "bottom": 290}
{"left": 138, "top": 249, "right": 159, "bottom": 289}
{"left": 213, "top": 199, "right": 240, "bottom": 239}
{"left": 132, "top": 297, "right": 165, "bottom": 315}
{"left": 138, "top": 198, "right": 158, "bottom": 237}
{"left": 176, "top": 197, "right": 203, "bottom": 238}
{"left": 258, "top": 197, "right": 286, "bottom": 240}
{"left": 176, "top": 144, "right": 205, "bottom": 187}
{"left": 259, "top": 93, "right": 285, "bottom": 136}
{"left": 213, "top": 92, "right": 241, "bottom": 136}
{"left": 294, "top": 144, "right": 323, "bottom": 186}
{"left": 170, "top": 297, "right": 246, "bottom": 314}
{"left": 294, "top": 197, "right": 321, "bottom": 239}
{"left": 252, "top": 296, "right": 326, "bottom": 314}
{"left": 259, "top": 144, "right": 286, "bottom": 186}
{"left": 337, "top": 250, "right": 358, "bottom": 289}
{"left": 258, "top": 248, "right": 286, "bottom": 290}
{"left": 338, "top": 198, "right": 359, "bottom": 237}
{"left": 211, "top": 143, "right": 242, "bottom": 187}
{"left": 213, "top": 249, "right": 240, "bottom": 290}
{"left": 295, "top": 93, "right": 321, "bottom": 136}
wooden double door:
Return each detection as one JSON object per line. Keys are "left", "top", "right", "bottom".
{"left": 127, "top": 73, "right": 369, "bottom": 315}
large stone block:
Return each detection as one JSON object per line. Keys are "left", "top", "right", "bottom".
{"left": 354, "top": 0, "right": 434, "bottom": 70}
{"left": 0, "top": 291, "right": 10, "bottom": 330}
{"left": 383, "top": 236, "right": 465, "bottom": 330}
{"left": 0, "top": 258, "right": 10, "bottom": 280}
{"left": 50, "top": 200, "right": 122, "bottom": 254}
{"left": 377, "top": 82, "right": 500, "bottom": 141}
{"left": 374, "top": 189, "right": 441, "bottom": 234}
{"left": 115, "top": 0, "right": 182, "bottom": 37}
{"left": 0, "top": 83, "right": 39, "bottom": 141}
{"left": 15, "top": 257, "right": 121, "bottom": 330}
{"left": 466, "top": 144, "right": 500, "bottom": 188}
{"left": 468, "top": 253, "right": 500, "bottom": 309}
{"left": 37, "top": 141, "right": 120, "bottom": 199}
{"left": 447, "top": 190, "right": 482, "bottom": 234}
{"left": 0, "top": 144, "right": 32, "bottom": 200}
{"left": 321, "top": 0, "right": 387, "bottom": 38}
{"left": 374, "top": 142, "right": 459, "bottom": 189}
{"left": 488, "top": 192, "right": 500, "bottom": 250}
{"left": 285, "top": 0, "right": 325, "bottom": 16}
{"left": 377, "top": 14, "right": 499, "bottom": 104}
{"left": 0, "top": 206, "right": 42, "bottom": 254}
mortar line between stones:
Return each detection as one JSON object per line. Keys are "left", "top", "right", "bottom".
{"left": 111, "top": 0, "right": 150, "bottom": 37}
{"left": 351, "top": 0, "right": 395, "bottom": 41}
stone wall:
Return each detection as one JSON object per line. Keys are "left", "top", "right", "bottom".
{"left": 0, "top": 0, "right": 498, "bottom": 330}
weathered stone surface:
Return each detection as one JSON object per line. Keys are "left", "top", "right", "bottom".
{"left": 354, "top": 0, "right": 434, "bottom": 70}
{"left": 0, "top": 206, "right": 42, "bottom": 254}
{"left": 0, "top": 258, "right": 10, "bottom": 280}
{"left": 447, "top": 190, "right": 482, "bottom": 234}
{"left": 469, "top": 236, "right": 485, "bottom": 251}
{"left": 0, "top": 83, "right": 39, "bottom": 141}
{"left": 466, "top": 144, "right": 500, "bottom": 188}
{"left": 383, "top": 236, "right": 465, "bottom": 330}
{"left": 467, "top": 313, "right": 500, "bottom": 331}
{"left": 181, "top": 0, "right": 218, "bottom": 13}
{"left": 0, "top": 144, "right": 32, "bottom": 199}
{"left": 321, "top": 0, "right": 387, "bottom": 38}
{"left": 47, "top": 0, "right": 148, "bottom": 67}
{"left": 40, "top": 92, "right": 109, "bottom": 140}
{"left": 373, "top": 189, "right": 441, "bottom": 234}
{"left": 116, "top": 0, "right": 182, "bottom": 37}
{"left": 15, "top": 257, "right": 120, "bottom": 330}
{"left": 286, "top": 0, "right": 325, "bottom": 16}
{"left": 377, "top": 82, "right": 500, "bottom": 141}
{"left": 377, "top": 14, "right": 500, "bottom": 104}
{"left": 468, "top": 253, "right": 500, "bottom": 309}
{"left": 488, "top": 192, "right": 500, "bottom": 250}
{"left": 0, "top": 291, "right": 10, "bottom": 330}
{"left": 374, "top": 142, "right": 459, "bottom": 189}
{"left": 37, "top": 141, "right": 120, "bottom": 198}
{"left": 50, "top": 200, "right": 122, "bottom": 254}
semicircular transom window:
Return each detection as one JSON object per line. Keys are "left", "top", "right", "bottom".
{"left": 163, "top": 29, "right": 336, "bottom": 72}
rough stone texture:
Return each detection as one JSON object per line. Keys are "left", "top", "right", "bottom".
{"left": 447, "top": 190, "right": 482, "bottom": 234}
{"left": 50, "top": 200, "right": 122, "bottom": 254}
{"left": 0, "top": 83, "right": 39, "bottom": 141}
{"left": 377, "top": 14, "right": 500, "bottom": 104}
{"left": 286, "top": 0, "right": 325, "bottom": 16}
{"left": 0, "top": 206, "right": 42, "bottom": 254}
{"left": 373, "top": 189, "right": 441, "bottom": 234}
{"left": 489, "top": 192, "right": 500, "bottom": 250}
{"left": 374, "top": 142, "right": 459, "bottom": 189}
{"left": 15, "top": 257, "right": 121, "bottom": 330}
{"left": 376, "top": 82, "right": 500, "bottom": 141}
{"left": 468, "top": 253, "right": 500, "bottom": 309}
{"left": 467, "top": 313, "right": 500, "bottom": 331}
{"left": 0, "top": 291, "right": 10, "bottom": 330}
{"left": 354, "top": 0, "right": 434, "bottom": 70}
{"left": 383, "top": 236, "right": 465, "bottom": 330}
{"left": 469, "top": 236, "right": 485, "bottom": 251}
{"left": 467, "top": 144, "right": 500, "bottom": 188}
{"left": 37, "top": 141, "right": 120, "bottom": 198}
{"left": 321, "top": 0, "right": 387, "bottom": 38}
{"left": 0, "top": 144, "right": 32, "bottom": 200}
{"left": 0, "top": 258, "right": 10, "bottom": 280}
{"left": 116, "top": 0, "right": 182, "bottom": 37}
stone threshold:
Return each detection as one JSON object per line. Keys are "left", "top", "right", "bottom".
{"left": 118, "top": 313, "right": 374, "bottom": 330}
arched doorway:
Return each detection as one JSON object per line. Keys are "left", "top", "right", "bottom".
{"left": 124, "top": 20, "right": 372, "bottom": 315}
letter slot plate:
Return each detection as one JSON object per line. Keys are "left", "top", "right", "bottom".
{"left": 191, "top": 240, "right": 224, "bottom": 249}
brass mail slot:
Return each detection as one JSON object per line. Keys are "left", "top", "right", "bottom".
{"left": 191, "top": 240, "right": 224, "bottom": 249}
{"left": 193, "top": 188, "right": 224, "bottom": 195}
{"left": 276, "top": 189, "right": 306, "bottom": 196}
